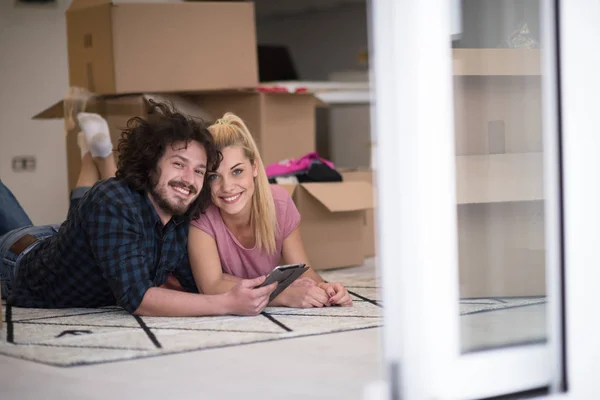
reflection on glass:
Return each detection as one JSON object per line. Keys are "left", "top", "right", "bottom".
{"left": 453, "top": 0, "right": 548, "bottom": 353}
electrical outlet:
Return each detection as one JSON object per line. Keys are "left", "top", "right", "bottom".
{"left": 12, "top": 156, "right": 36, "bottom": 172}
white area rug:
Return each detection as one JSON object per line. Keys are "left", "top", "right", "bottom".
{"left": 0, "top": 267, "right": 545, "bottom": 367}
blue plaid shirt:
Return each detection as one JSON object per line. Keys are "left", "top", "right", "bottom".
{"left": 9, "top": 178, "right": 198, "bottom": 312}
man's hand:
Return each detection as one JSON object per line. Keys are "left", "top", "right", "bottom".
{"left": 318, "top": 282, "right": 353, "bottom": 307}
{"left": 225, "top": 276, "right": 277, "bottom": 316}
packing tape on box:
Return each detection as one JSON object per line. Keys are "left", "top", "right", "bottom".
{"left": 63, "top": 87, "right": 94, "bottom": 135}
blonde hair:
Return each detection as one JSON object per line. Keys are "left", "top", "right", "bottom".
{"left": 209, "top": 113, "right": 278, "bottom": 254}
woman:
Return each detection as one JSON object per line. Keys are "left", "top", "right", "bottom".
{"left": 188, "top": 113, "right": 353, "bottom": 308}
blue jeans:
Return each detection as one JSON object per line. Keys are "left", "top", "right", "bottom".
{"left": 0, "top": 179, "right": 32, "bottom": 236}
{"left": 0, "top": 182, "right": 90, "bottom": 299}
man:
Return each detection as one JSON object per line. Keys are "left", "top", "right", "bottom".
{"left": 0, "top": 101, "right": 276, "bottom": 316}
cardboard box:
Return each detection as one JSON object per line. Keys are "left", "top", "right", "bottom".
{"left": 66, "top": 0, "right": 258, "bottom": 94}
{"left": 339, "top": 168, "right": 376, "bottom": 258}
{"left": 34, "top": 93, "right": 212, "bottom": 192}
{"left": 279, "top": 181, "right": 373, "bottom": 270}
{"left": 194, "top": 92, "right": 317, "bottom": 166}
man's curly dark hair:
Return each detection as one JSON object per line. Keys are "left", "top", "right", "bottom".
{"left": 115, "top": 100, "right": 221, "bottom": 219}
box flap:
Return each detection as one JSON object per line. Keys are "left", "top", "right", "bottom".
{"left": 33, "top": 96, "right": 100, "bottom": 120}
{"left": 33, "top": 100, "right": 65, "bottom": 119}
{"left": 300, "top": 181, "right": 373, "bottom": 212}
{"left": 33, "top": 93, "right": 210, "bottom": 121}
{"left": 67, "top": 0, "right": 111, "bottom": 12}
{"left": 340, "top": 168, "right": 374, "bottom": 184}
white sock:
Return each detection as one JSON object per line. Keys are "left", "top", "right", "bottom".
{"left": 77, "top": 131, "right": 89, "bottom": 158}
{"left": 77, "top": 112, "right": 113, "bottom": 158}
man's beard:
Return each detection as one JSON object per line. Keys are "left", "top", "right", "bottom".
{"left": 149, "top": 174, "right": 198, "bottom": 217}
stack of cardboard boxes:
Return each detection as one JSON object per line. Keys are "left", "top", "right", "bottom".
{"left": 34, "top": 0, "right": 373, "bottom": 270}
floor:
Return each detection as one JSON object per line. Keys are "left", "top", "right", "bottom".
{"left": 462, "top": 303, "right": 546, "bottom": 352}
{"left": 0, "top": 259, "right": 548, "bottom": 400}
{"left": 0, "top": 327, "right": 383, "bottom": 400}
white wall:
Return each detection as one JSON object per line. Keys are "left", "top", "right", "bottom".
{"left": 0, "top": 0, "right": 71, "bottom": 225}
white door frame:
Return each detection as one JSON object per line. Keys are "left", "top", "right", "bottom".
{"left": 557, "top": 0, "right": 600, "bottom": 398}
{"left": 368, "top": 0, "right": 600, "bottom": 398}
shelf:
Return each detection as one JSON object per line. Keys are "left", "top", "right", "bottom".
{"left": 455, "top": 152, "right": 544, "bottom": 204}
{"left": 316, "top": 90, "right": 371, "bottom": 105}
{"left": 452, "top": 49, "right": 542, "bottom": 76}
{"left": 261, "top": 81, "right": 371, "bottom": 105}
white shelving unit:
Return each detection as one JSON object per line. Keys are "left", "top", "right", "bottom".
{"left": 452, "top": 47, "right": 546, "bottom": 298}
{"left": 453, "top": 48, "right": 543, "bottom": 204}
{"left": 456, "top": 152, "right": 544, "bottom": 204}
{"left": 453, "top": 48, "right": 542, "bottom": 76}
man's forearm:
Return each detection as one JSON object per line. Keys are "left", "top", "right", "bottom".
{"left": 200, "top": 277, "right": 238, "bottom": 295}
{"left": 133, "top": 287, "right": 233, "bottom": 317}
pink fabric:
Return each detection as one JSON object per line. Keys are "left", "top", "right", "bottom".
{"left": 265, "top": 152, "right": 335, "bottom": 177}
{"left": 190, "top": 185, "right": 301, "bottom": 278}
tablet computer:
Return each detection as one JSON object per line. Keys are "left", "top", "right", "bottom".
{"left": 255, "top": 263, "right": 308, "bottom": 301}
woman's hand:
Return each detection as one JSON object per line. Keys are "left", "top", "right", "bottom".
{"left": 318, "top": 282, "right": 353, "bottom": 307}
{"left": 272, "top": 278, "right": 330, "bottom": 308}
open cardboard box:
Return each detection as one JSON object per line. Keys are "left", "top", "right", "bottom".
{"left": 66, "top": 0, "right": 258, "bottom": 94}
{"left": 278, "top": 181, "right": 374, "bottom": 270}
{"left": 34, "top": 91, "right": 318, "bottom": 193}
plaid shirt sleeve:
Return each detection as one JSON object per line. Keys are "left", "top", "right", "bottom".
{"left": 84, "top": 201, "right": 153, "bottom": 313}
{"left": 172, "top": 253, "right": 199, "bottom": 293}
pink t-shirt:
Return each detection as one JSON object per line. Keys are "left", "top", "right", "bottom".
{"left": 190, "top": 185, "right": 301, "bottom": 278}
